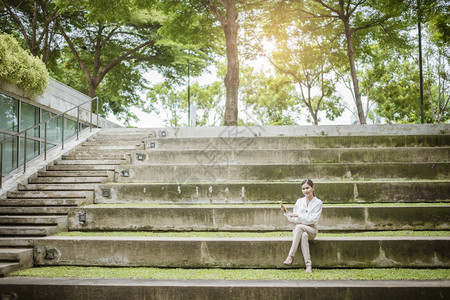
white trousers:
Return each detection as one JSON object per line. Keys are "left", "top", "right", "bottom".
{"left": 288, "top": 224, "right": 318, "bottom": 267}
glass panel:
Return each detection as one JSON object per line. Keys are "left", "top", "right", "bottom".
{"left": 0, "top": 93, "right": 19, "bottom": 132}
{"left": 0, "top": 133, "right": 18, "bottom": 173}
{"left": 64, "top": 117, "right": 77, "bottom": 140}
{"left": 18, "top": 137, "right": 39, "bottom": 166}
{"left": 20, "top": 102, "right": 40, "bottom": 137}
{"left": 41, "top": 110, "right": 62, "bottom": 143}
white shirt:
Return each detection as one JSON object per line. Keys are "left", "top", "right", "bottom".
{"left": 284, "top": 196, "right": 323, "bottom": 225}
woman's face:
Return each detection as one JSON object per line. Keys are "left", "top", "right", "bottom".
{"left": 302, "top": 183, "right": 314, "bottom": 197}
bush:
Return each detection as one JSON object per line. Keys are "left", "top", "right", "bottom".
{"left": 0, "top": 33, "right": 49, "bottom": 95}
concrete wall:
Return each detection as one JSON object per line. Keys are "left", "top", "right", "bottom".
{"left": 67, "top": 206, "right": 450, "bottom": 232}
{"left": 129, "top": 124, "right": 450, "bottom": 138}
{"left": 33, "top": 236, "right": 450, "bottom": 268}
{"left": 0, "top": 79, "right": 121, "bottom": 128}
{"left": 0, "top": 278, "right": 448, "bottom": 300}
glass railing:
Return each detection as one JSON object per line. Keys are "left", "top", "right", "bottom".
{"left": 0, "top": 96, "right": 99, "bottom": 189}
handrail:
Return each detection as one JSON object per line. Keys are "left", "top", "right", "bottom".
{"left": 0, "top": 96, "right": 99, "bottom": 189}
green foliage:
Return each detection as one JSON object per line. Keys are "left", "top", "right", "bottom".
{"left": 239, "top": 65, "right": 300, "bottom": 125}
{"left": 146, "top": 79, "right": 224, "bottom": 127}
{"left": 0, "top": 32, "right": 49, "bottom": 95}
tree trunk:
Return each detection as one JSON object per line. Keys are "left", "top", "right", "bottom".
{"left": 342, "top": 17, "right": 366, "bottom": 124}
{"left": 223, "top": 20, "right": 239, "bottom": 126}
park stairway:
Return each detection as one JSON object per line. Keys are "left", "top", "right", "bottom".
{"left": 0, "top": 125, "right": 449, "bottom": 299}
{"left": 0, "top": 130, "right": 150, "bottom": 276}
{"left": 28, "top": 126, "right": 450, "bottom": 268}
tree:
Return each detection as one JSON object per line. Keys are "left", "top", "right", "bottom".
{"left": 240, "top": 65, "right": 300, "bottom": 125}
{"left": 160, "top": 0, "right": 244, "bottom": 126}
{"left": 146, "top": 80, "right": 224, "bottom": 127}
{"left": 273, "top": 0, "right": 407, "bottom": 124}
{"left": 0, "top": 0, "right": 60, "bottom": 64}
{"left": 51, "top": 0, "right": 202, "bottom": 125}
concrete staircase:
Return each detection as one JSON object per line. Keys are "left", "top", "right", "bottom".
{"left": 0, "top": 125, "right": 449, "bottom": 298}
{"left": 0, "top": 130, "right": 149, "bottom": 276}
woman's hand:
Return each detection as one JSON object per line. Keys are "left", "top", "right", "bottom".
{"left": 289, "top": 213, "right": 298, "bottom": 218}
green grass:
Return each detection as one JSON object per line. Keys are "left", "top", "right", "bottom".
{"left": 11, "top": 267, "right": 450, "bottom": 280}
{"left": 55, "top": 230, "right": 450, "bottom": 238}
{"left": 90, "top": 202, "right": 450, "bottom": 208}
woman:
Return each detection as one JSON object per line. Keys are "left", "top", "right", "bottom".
{"left": 280, "top": 179, "right": 323, "bottom": 273}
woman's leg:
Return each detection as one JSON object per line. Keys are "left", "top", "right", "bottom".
{"left": 288, "top": 224, "right": 318, "bottom": 264}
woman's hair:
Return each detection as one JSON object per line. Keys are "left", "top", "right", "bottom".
{"left": 301, "top": 179, "right": 315, "bottom": 196}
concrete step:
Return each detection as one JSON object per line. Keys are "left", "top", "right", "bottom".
{"left": 54, "top": 159, "right": 125, "bottom": 165}
{"left": 131, "top": 147, "right": 450, "bottom": 165}
{"left": 142, "top": 135, "right": 450, "bottom": 150}
{"left": 68, "top": 205, "right": 450, "bottom": 232}
{"left": 1, "top": 278, "right": 449, "bottom": 300}
{"left": 0, "top": 207, "right": 70, "bottom": 215}
{"left": 0, "top": 198, "right": 85, "bottom": 206}
{"left": 39, "top": 170, "right": 110, "bottom": 177}
{"left": 62, "top": 153, "right": 127, "bottom": 160}
{"left": 18, "top": 184, "right": 96, "bottom": 191}
{"left": 114, "top": 162, "right": 450, "bottom": 182}
{"left": 47, "top": 164, "right": 116, "bottom": 171}
{"left": 95, "top": 181, "right": 450, "bottom": 204}
{"left": 7, "top": 190, "right": 92, "bottom": 200}
{"left": 79, "top": 144, "right": 142, "bottom": 150}
{"left": 29, "top": 176, "right": 106, "bottom": 184}
{"left": 0, "top": 262, "right": 23, "bottom": 276}
{"left": 0, "top": 238, "right": 35, "bottom": 247}
{"left": 0, "top": 225, "right": 59, "bottom": 236}
{"left": 0, "top": 248, "right": 33, "bottom": 262}
{"left": 0, "top": 215, "right": 67, "bottom": 226}
{"left": 34, "top": 236, "right": 450, "bottom": 268}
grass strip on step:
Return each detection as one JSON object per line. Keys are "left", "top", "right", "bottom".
{"left": 91, "top": 202, "right": 450, "bottom": 208}
{"left": 11, "top": 267, "right": 450, "bottom": 280}
{"left": 55, "top": 230, "right": 450, "bottom": 238}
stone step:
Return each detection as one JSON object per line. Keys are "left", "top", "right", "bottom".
{"left": 18, "top": 184, "right": 97, "bottom": 192}
{"left": 30, "top": 176, "right": 106, "bottom": 183}
{"left": 0, "top": 248, "right": 33, "bottom": 262}
{"left": 95, "top": 181, "right": 450, "bottom": 204}
{"left": 81, "top": 141, "right": 144, "bottom": 148}
{"left": 0, "top": 262, "right": 23, "bottom": 276}
{"left": 0, "top": 215, "right": 67, "bottom": 226}
{"left": 114, "top": 163, "right": 449, "bottom": 182}
{"left": 0, "top": 207, "right": 69, "bottom": 215}
{"left": 0, "top": 238, "right": 35, "bottom": 247}
{"left": 54, "top": 159, "right": 125, "bottom": 165}
{"left": 7, "top": 190, "right": 92, "bottom": 200}
{"left": 68, "top": 205, "right": 450, "bottom": 232}
{"left": 79, "top": 144, "right": 142, "bottom": 150}
{"left": 130, "top": 147, "right": 449, "bottom": 165}
{"left": 1, "top": 278, "right": 449, "bottom": 300}
{"left": 46, "top": 164, "right": 116, "bottom": 171}
{"left": 34, "top": 236, "right": 450, "bottom": 268}
{"left": 62, "top": 153, "right": 127, "bottom": 160}
{"left": 0, "top": 225, "right": 60, "bottom": 236}
{"left": 39, "top": 170, "right": 110, "bottom": 177}
{"left": 142, "top": 135, "right": 450, "bottom": 150}
{"left": 0, "top": 198, "right": 85, "bottom": 206}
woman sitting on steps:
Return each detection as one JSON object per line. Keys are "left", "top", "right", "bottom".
{"left": 280, "top": 179, "right": 323, "bottom": 273}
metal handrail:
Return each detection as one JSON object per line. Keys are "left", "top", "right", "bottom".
{"left": 0, "top": 96, "right": 99, "bottom": 189}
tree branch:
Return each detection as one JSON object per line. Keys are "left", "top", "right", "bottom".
{"left": 203, "top": 0, "right": 225, "bottom": 25}
{"left": 98, "top": 39, "right": 155, "bottom": 82}
{"left": 1, "top": 0, "right": 32, "bottom": 49}
{"left": 58, "top": 23, "right": 91, "bottom": 80}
